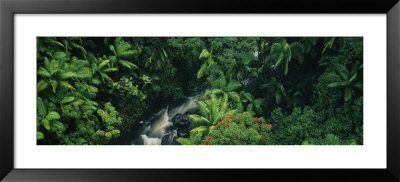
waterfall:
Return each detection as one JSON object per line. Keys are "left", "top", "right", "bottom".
{"left": 136, "top": 97, "right": 198, "bottom": 145}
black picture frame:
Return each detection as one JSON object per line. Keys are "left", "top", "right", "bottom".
{"left": 1, "top": 0, "right": 399, "bottom": 181}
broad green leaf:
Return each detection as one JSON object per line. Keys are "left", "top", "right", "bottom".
{"left": 199, "top": 49, "right": 211, "bottom": 60}
{"left": 103, "top": 67, "right": 118, "bottom": 73}
{"left": 349, "top": 73, "right": 357, "bottom": 83}
{"left": 37, "top": 80, "right": 49, "bottom": 92}
{"left": 37, "top": 131, "right": 44, "bottom": 140}
{"left": 100, "top": 72, "right": 113, "bottom": 82}
{"left": 284, "top": 41, "right": 292, "bottom": 62}
{"left": 60, "top": 96, "right": 75, "bottom": 104}
{"left": 60, "top": 72, "right": 78, "bottom": 79}
{"left": 327, "top": 82, "right": 347, "bottom": 88}
{"left": 334, "top": 63, "right": 349, "bottom": 81}
{"left": 197, "top": 63, "right": 207, "bottom": 79}
{"left": 37, "top": 97, "right": 47, "bottom": 117}
{"left": 53, "top": 51, "right": 67, "bottom": 61}
{"left": 274, "top": 53, "right": 284, "bottom": 69}
{"left": 190, "top": 126, "right": 208, "bottom": 133}
{"left": 162, "top": 48, "right": 168, "bottom": 58}
{"left": 324, "top": 72, "right": 342, "bottom": 83}
{"left": 344, "top": 87, "right": 352, "bottom": 102}
{"left": 49, "top": 79, "right": 58, "bottom": 93}
{"left": 322, "top": 38, "right": 335, "bottom": 54}
{"left": 98, "top": 60, "right": 110, "bottom": 70}
{"left": 45, "top": 38, "right": 64, "bottom": 48}
{"left": 59, "top": 81, "right": 76, "bottom": 91}
{"left": 91, "top": 78, "right": 102, "bottom": 85}
{"left": 89, "top": 85, "right": 98, "bottom": 93}
{"left": 41, "top": 119, "right": 50, "bottom": 130}
{"left": 49, "top": 59, "right": 59, "bottom": 75}
{"left": 118, "top": 60, "right": 138, "bottom": 69}
{"left": 38, "top": 67, "right": 51, "bottom": 78}
{"left": 109, "top": 45, "right": 116, "bottom": 56}
{"left": 46, "top": 111, "right": 60, "bottom": 120}
{"left": 77, "top": 67, "right": 93, "bottom": 79}
{"left": 71, "top": 42, "right": 87, "bottom": 54}
{"left": 71, "top": 99, "right": 85, "bottom": 106}
{"left": 284, "top": 59, "right": 289, "bottom": 76}
{"left": 51, "top": 120, "right": 66, "bottom": 131}
{"left": 176, "top": 137, "right": 193, "bottom": 145}
{"left": 71, "top": 59, "right": 90, "bottom": 68}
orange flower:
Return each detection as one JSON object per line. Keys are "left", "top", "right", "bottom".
{"left": 255, "top": 122, "right": 259, "bottom": 126}
{"left": 267, "top": 124, "right": 272, "bottom": 129}
{"left": 259, "top": 116, "right": 265, "bottom": 120}
{"left": 202, "top": 136, "right": 212, "bottom": 145}
{"left": 216, "top": 120, "right": 227, "bottom": 127}
{"left": 253, "top": 117, "right": 258, "bottom": 120}
{"left": 225, "top": 113, "right": 232, "bottom": 119}
{"left": 267, "top": 136, "right": 270, "bottom": 139}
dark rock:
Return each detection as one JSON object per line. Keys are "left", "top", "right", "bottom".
{"left": 171, "top": 114, "right": 191, "bottom": 128}
{"left": 177, "top": 129, "right": 189, "bottom": 138}
{"left": 161, "top": 131, "right": 178, "bottom": 145}
{"left": 170, "top": 114, "right": 191, "bottom": 139}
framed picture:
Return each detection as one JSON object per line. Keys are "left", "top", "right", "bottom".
{"left": 1, "top": 0, "right": 399, "bottom": 181}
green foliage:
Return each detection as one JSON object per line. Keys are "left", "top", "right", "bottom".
{"left": 206, "top": 113, "right": 272, "bottom": 145}
{"left": 270, "top": 107, "right": 321, "bottom": 145}
{"left": 37, "top": 37, "right": 363, "bottom": 145}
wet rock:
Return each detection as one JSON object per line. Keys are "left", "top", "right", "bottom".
{"left": 170, "top": 114, "right": 191, "bottom": 138}
{"left": 171, "top": 114, "right": 190, "bottom": 128}
{"left": 161, "top": 130, "right": 179, "bottom": 145}
{"left": 177, "top": 129, "right": 189, "bottom": 138}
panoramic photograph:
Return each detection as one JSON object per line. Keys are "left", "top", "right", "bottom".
{"left": 36, "top": 37, "right": 363, "bottom": 145}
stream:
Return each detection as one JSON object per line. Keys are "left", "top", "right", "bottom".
{"left": 129, "top": 97, "right": 198, "bottom": 145}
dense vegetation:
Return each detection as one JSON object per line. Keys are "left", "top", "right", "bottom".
{"left": 37, "top": 37, "right": 363, "bottom": 145}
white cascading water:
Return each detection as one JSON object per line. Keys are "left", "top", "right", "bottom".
{"left": 139, "top": 97, "right": 198, "bottom": 145}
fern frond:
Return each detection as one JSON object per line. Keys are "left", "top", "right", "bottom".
{"left": 196, "top": 101, "right": 210, "bottom": 118}
{"left": 228, "top": 91, "right": 240, "bottom": 103}
{"left": 188, "top": 114, "right": 211, "bottom": 127}
{"left": 225, "top": 81, "right": 241, "bottom": 92}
